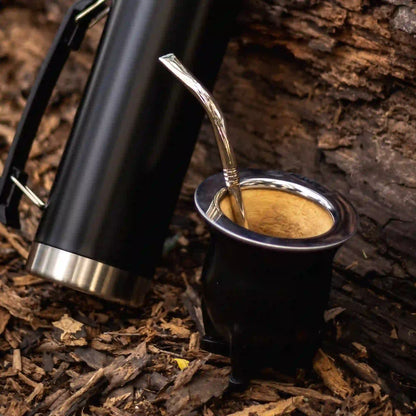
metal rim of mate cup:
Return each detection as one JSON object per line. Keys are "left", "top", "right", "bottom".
{"left": 196, "top": 169, "right": 357, "bottom": 250}
{"left": 194, "top": 168, "right": 358, "bottom": 386}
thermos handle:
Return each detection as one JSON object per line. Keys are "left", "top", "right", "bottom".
{"left": 0, "top": 0, "right": 111, "bottom": 229}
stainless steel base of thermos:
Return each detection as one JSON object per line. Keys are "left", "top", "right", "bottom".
{"left": 26, "top": 243, "right": 151, "bottom": 307}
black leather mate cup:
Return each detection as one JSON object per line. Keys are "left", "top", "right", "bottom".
{"left": 194, "top": 169, "right": 358, "bottom": 387}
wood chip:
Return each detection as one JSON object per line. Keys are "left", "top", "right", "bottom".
{"left": 188, "top": 332, "right": 200, "bottom": 352}
{"left": 339, "top": 354, "right": 387, "bottom": 392}
{"left": 53, "top": 314, "right": 84, "bottom": 333}
{"left": 26, "top": 382, "right": 45, "bottom": 404}
{"left": 48, "top": 391, "right": 72, "bottom": 413}
{"left": 0, "top": 223, "right": 28, "bottom": 258}
{"left": 165, "top": 366, "right": 230, "bottom": 416}
{"left": 0, "top": 367, "right": 17, "bottom": 378}
{"left": 18, "top": 372, "right": 38, "bottom": 389}
{"left": 105, "top": 405, "right": 131, "bottom": 416}
{"left": 5, "top": 327, "right": 21, "bottom": 348}
{"left": 324, "top": 307, "right": 346, "bottom": 322}
{"left": 52, "top": 314, "right": 87, "bottom": 346}
{"left": 88, "top": 406, "right": 111, "bottom": 416}
{"left": 296, "top": 403, "right": 322, "bottom": 416}
{"left": 52, "top": 362, "right": 70, "bottom": 383}
{"left": 352, "top": 342, "right": 368, "bottom": 359}
{"left": 12, "top": 348, "right": 22, "bottom": 372}
{"left": 72, "top": 347, "right": 109, "bottom": 370}
{"left": 242, "top": 382, "right": 281, "bottom": 402}
{"left": 104, "top": 342, "right": 150, "bottom": 393}
{"left": 22, "top": 356, "right": 46, "bottom": 381}
{"left": 91, "top": 339, "right": 117, "bottom": 352}
{"left": 0, "top": 308, "right": 10, "bottom": 335}
{"left": 249, "top": 380, "right": 343, "bottom": 404}
{"left": 160, "top": 318, "right": 191, "bottom": 338}
{"left": 313, "top": 349, "right": 353, "bottom": 399}
{"left": 70, "top": 342, "right": 150, "bottom": 393}
{"left": 103, "top": 385, "right": 133, "bottom": 409}
{"left": 4, "top": 400, "right": 29, "bottom": 416}
{"left": 0, "top": 280, "right": 35, "bottom": 323}
{"left": 227, "top": 396, "right": 304, "bottom": 416}
{"left": 12, "top": 274, "right": 45, "bottom": 286}
{"left": 173, "top": 356, "right": 209, "bottom": 390}
{"left": 50, "top": 368, "right": 106, "bottom": 416}
{"left": 0, "top": 122, "right": 16, "bottom": 143}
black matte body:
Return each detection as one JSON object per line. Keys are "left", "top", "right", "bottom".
{"left": 35, "top": 0, "right": 241, "bottom": 276}
{"left": 201, "top": 233, "right": 336, "bottom": 383}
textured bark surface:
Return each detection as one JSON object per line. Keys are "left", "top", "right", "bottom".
{"left": 183, "top": 0, "right": 416, "bottom": 402}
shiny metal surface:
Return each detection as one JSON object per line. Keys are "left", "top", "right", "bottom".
{"left": 27, "top": 242, "right": 151, "bottom": 307}
{"left": 10, "top": 176, "right": 46, "bottom": 209}
{"left": 159, "top": 53, "right": 249, "bottom": 229}
{"left": 195, "top": 169, "right": 358, "bottom": 251}
{"left": 75, "top": 0, "right": 109, "bottom": 23}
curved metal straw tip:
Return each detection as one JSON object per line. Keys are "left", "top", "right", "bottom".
{"left": 159, "top": 53, "right": 249, "bottom": 229}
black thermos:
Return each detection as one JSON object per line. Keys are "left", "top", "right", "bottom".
{"left": 0, "top": 0, "right": 242, "bottom": 305}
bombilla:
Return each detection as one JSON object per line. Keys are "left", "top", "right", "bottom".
{"left": 159, "top": 53, "right": 249, "bottom": 229}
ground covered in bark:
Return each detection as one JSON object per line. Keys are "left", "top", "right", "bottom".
{"left": 0, "top": 209, "right": 413, "bottom": 416}
{"left": 0, "top": 1, "right": 414, "bottom": 415}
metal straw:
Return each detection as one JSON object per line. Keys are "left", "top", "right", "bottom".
{"left": 159, "top": 53, "right": 249, "bottom": 229}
